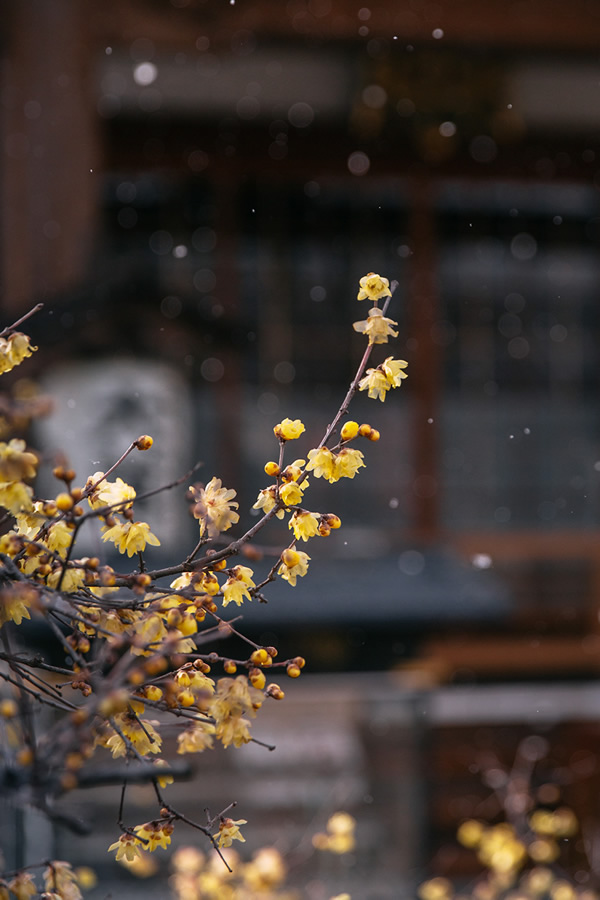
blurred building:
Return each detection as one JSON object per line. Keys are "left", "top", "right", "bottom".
{"left": 3, "top": 0, "right": 600, "bottom": 893}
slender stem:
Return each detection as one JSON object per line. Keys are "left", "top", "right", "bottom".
{"left": 0, "top": 302, "right": 44, "bottom": 337}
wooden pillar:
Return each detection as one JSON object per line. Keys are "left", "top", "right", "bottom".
{"left": 408, "top": 175, "right": 442, "bottom": 542}
{"left": 0, "top": 0, "right": 99, "bottom": 315}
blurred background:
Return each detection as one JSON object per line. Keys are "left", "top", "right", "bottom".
{"left": 3, "top": 0, "right": 600, "bottom": 896}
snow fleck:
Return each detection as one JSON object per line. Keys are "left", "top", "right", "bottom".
{"left": 439, "top": 121, "right": 456, "bottom": 137}
{"left": 472, "top": 554, "right": 492, "bottom": 569}
{"left": 133, "top": 62, "right": 158, "bottom": 86}
{"left": 347, "top": 151, "right": 370, "bottom": 176}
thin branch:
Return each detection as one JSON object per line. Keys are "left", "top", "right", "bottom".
{"left": 0, "top": 302, "right": 44, "bottom": 337}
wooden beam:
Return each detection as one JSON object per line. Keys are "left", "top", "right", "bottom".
{"left": 91, "top": 0, "right": 600, "bottom": 53}
{"left": 1, "top": 0, "right": 99, "bottom": 313}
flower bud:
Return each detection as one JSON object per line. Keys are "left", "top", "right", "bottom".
{"left": 281, "top": 548, "right": 300, "bottom": 568}
{"left": 249, "top": 668, "right": 266, "bottom": 689}
{"left": 264, "top": 461, "right": 281, "bottom": 477}
{"left": 340, "top": 421, "right": 360, "bottom": 441}
{"left": 135, "top": 435, "right": 154, "bottom": 451}
{"left": 324, "top": 514, "right": 341, "bottom": 529}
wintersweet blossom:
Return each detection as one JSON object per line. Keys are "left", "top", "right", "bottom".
{"left": 382, "top": 356, "right": 409, "bottom": 387}
{"left": 312, "top": 811, "right": 356, "bottom": 854}
{"left": 0, "top": 481, "right": 33, "bottom": 515}
{"left": 102, "top": 713, "right": 162, "bottom": 758}
{"left": 289, "top": 511, "right": 320, "bottom": 542}
{"left": 243, "top": 847, "right": 287, "bottom": 891}
{"left": 190, "top": 477, "right": 239, "bottom": 539}
{"left": 108, "top": 834, "right": 142, "bottom": 862}
{"left": 0, "top": 439, "right": 37, "bottom": 481}
{"left": 222, "top": 565, "right": 255, "bottom": 606}
{"left": 273, "top": 417, "right": 305, "bottom": 440}
{"left": 0, "top": 585, "right": 37, "bottom": 627}
{"left": 87, "top": 474, "right": 136, "bottom": 510}
{"left": 46, "top": 521, "right": 76, "bottom": 556}
{"left": 209, "top": 676, "right": 262, "bottom": 748}
{"left": 0, "top": 332, "right": 37, "bottom": 374}
{"left": 353, "top": 307, "right": 398, "bottom": 344}
{"left": 134, "top": 822, "right": 173, "bottom": 851}
{"left": 177, "top": 721, "right": 216, "bottom": 754}
{"left": 360, "top": 357, "right": 408, "bottom": 400}
{"left": 42, "top": 861, "right": 82, "bottom": 900}
{"left": 101, "top": 520, "right": 160, "bottom": 556}
{"left": 358, "top": 368, "right": 390, "bottom": 401}
{"left": 252, "top": 485, "right": 285, "bottom": 519}
{"left": 357, "top": 272, "right": 392, "bottom": 303}
{"left": 334, "top": 447, "right": 365, "bottom": 480}
{"left": 47, "top": 565, "right": 86, "bottom": 593}
{"left": 305, "top": 446, "right": 336, "bottom": 481}
{"left": 7, "top": 872, "right": 37, "bottom": 899}
{"left": 279, "top": 480, "right": 306, "bottom": 507}
{"left": 278, "top": 548, "right": 310, "bottom": 586}
{"left": 214, "top": 818, "right": 247, "bottom": 848}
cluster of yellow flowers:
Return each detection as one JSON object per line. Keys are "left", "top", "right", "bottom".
{"left": 312, "top": 812, "right": 357, "bottom": 854}
{"left": 0, "top": 331, "right": 37, "bottom": 375}
{"left": 420, "top": 802, "right": 591, "bottom": 900}
{"left": 0, "top": 273, "right": 405, "bottom": 888}
{"left": 169, "top": 845, "right": 288, "bottom": 900}
{"left": 0, "top": 861, "right": 93, "bottom": 900}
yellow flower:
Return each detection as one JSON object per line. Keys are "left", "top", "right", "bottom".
{"left": 359, "top": 357, "right": 408, "bottom": 401}
{"left": 0, "top": 584, "right": 37, "bottom": 627}
{"left": 222, "top": 566, "right": 255, "bottom": 607}
{"left": 313, "top": 812, "right": 356, "bottom": 855}
{"left": 278, "top": 548, "right": 310, "bottom": 586}
{"left": 87, "top": 473, "right": 136, "bottom": 511}
{"left": 358, "top": 368, "right": 390, "bottom": 401}
{"left": 289, "top": 511, "right": 320, "bottom": 542}
{"left": 130, "top": 612, "right": 168, "bottom": 655}
{"left": 279, "top": 480, "right": 306, "bottom": 507}
{"left": 101, "top": 520, "right": 160, "bottom": 556}
{"left": 353, "top": 307, "right": 398, "bottom": 344}
{"left": 47, "top": 565, "right": 86, "bottom": 593}
{"left": 7, "top": 872, "right": 37, "bottom": 899}
{"left": 177, "top": 721, "right": 216, "bottom": 754}
{"left": 214, "top": 818, "right": 247, "bottom": 848}
{"left": 134, "top": 822, "right": 173, "bottom": 851}
{"left": 47, "top": 521, "right": 75, "bottom": 557}
{"left": 357, "top": 272, "right": 392, "bottom": 303}
{"left": 0, "top": 439, "right": 37, "bottom": 481}
{"left": 243, "top": 847, "right": 287, "bottom": 891}
{"left": 382, "top": 356, "right": 408, "bottom": 387}
{"left": 104, "top": 713, "right": 162, "bottom": 758}
{"left": 273, "top": 418, "right": 305, "bottom": 440}
{"left": 305, "top": 447, "right": 336, "bottom": 482}
{"left": 42, "top": 861, "right": 82, "bottom": 900}
{"left": 0, "top": 481, "right": 33, "bottom": 515}
{"left": 14, "top": 501, "right": 46, "bottom": 538}
{"left": 210, "top": 676, "right": 262, "bottom": 748}
{"left": 334, "top": 448, "right": 365, "bottom": 480}
{"left": 153, "top": 759, "right": 174, "bottom": 789}
{"left": 108, "top": 834, "right": 142, "bottom": 862}
{"left": 252, "top": 485, "right": 285, "bottom": 518}
{"left": 190, "top": 477, "right": 239, "bottom": 539}
{"left": 0, "top": 332, "right": 37, "bottom": 374}
{"left": 216, "top": 715, "right": 252, "bottom": 748}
